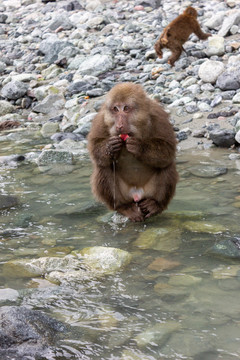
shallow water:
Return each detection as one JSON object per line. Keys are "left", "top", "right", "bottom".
{"left": 1, "top": 136, "right": 240, "bottom": 360}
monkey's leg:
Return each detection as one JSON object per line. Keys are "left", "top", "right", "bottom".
{"left": 138, "top": 199, "right": 162, "bottom": 219}
{"left": 154, "top": 39, "right": 164, "bottom": 58}
{"left": 116, "top": 203, "right": 144, "bottom": 222}
{"left": 167, "top": 44, "right": 182, "bottom": 66}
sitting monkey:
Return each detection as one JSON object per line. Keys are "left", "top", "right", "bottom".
{"left": 154, "top": 6, "right": 211, "bottom": 66}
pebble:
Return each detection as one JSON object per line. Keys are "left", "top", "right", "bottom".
{"left": 0, "top": 0, "right": 239, "bottom": 163}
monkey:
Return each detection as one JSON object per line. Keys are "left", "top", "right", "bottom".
{"left": 87, "top": 82, "right": 178, "bottom": 222}
{"left": 154, "top": 6, "right": 211, "bottom": 66}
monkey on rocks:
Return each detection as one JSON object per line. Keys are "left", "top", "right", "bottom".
{"left": 88, "top": 82, "right": 178, "bottom": 222}
{"left": 155, "top": 6, "right": 211, "bottom": 66}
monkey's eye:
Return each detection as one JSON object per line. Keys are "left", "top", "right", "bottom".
{"left": 123, "top": 105, "right": 131, "bottom": 112}
{"left": 112, "top": 106, "right": 119, "bottom": 113}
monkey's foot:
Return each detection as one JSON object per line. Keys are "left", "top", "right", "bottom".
{"left": 117, "top": 203, "right": 144, "bottom": 222}
{"left": 139, "top": 199, "right": 162, "bottom": 219}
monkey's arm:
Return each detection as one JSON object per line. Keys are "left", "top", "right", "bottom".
{"left": 88, "top": 113, "right": 123, "bottom": 167}
{"left": 126, "top": 137, "right": 176, "bottom": 169}
{"left": 192, "top": 20, "right": 211, "bottom": 40}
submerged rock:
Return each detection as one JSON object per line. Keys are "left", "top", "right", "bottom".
{"left": 134, "top": 321, "right": 180, "bottom": 348}
{"left": 134, "top": 228, "right": 181, "bottom": 251}
{"left": 190, "top": 165, "right": 228, "bottom": 178}
{"left": 207, "top": 238, "right": 240, "bottom": 258}
{"left": 3, "top": 247, "right": 132, "bottom": 284}
{"left": 0, "top": 306, "right": 66, "bottom": 359}
{"left": 183, "top": 220, "right": 227, "bottom": 234}
{"left": 0, "top": 194, "right": 19, "bottom": 210}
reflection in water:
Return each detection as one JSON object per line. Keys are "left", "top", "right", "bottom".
{"left": 1, "top": 141, "right": 240, "bottom": 359}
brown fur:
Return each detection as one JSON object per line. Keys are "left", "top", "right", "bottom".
{"left": 0, "top": 120, "right": 21, "bottom": 131}
{"left": 154, "top": 6, "right": 211, "bottom": 66}
{"left": 87, "top": 82, "right": 178, "bottom": 222}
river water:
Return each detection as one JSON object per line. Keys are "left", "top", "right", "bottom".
{"left": 1, "top": 133, "right": 240, "bottom": 360}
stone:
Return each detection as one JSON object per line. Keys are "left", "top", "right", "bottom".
{"left": 168, "top": 274, "right": 202, "bottom": 286}
{"left": 77, "top": 54, "right": 114, "bottom": 76}
{"left": 218, "top": 10, "right": 240, "bottom": 37}
{"left": 0, "top": 288, "right": 19, "bottom": 302}
{"left": 208, "top": 239, "right": 240, "bottom": 259}
{"left": 48, "top": 14, "right": 73, "bottom": 31}
{"left": 212, "top": 265, "right": 240, "bottom": 279}
{"left": 205, "top": 35, "right": 225, "bottom": 56}
{"left": 1, "top": 80, "right": 28, "bottom": 100}
{"left": 41, "top": 122, "right": 59, "bottom": 137}
{"left": 216, "top": 68, "right": 240, "bottom": 90}
{"left": 37, "top": 150, "right": 73, "bottom": 165}
{"left": 205, "top": 12, "right": 225, "bottom": 30}
{"left": 134, "top": 321, "right": 180, "bottom": 348}
{"left": 208, "top": 128, "right": 236, "bottom": 147}
{"left": 134, "top": 228, "right": 181, "bottom": 251}
{"left": 39, "top": 36, "right": 75, "bottom": 63}
{"left": 0, "top": 100, "right": 15, "bottom": 116}
{"left": 182, "top": 220, "right": 227, "bottom": 234}
{"left": 0, "top": 194, "right": 18, "bottom": 210}
{"left": 148, "top": 257, "right": 181, "bottom": 272}
{"left": 198, "top": 60, "right": 224, "bottom": 84}
{"left": 32, "top": 95, "right": 65, "bottom": 115}
{"left": 0, "top": 306, "right": 65, "bottom": 359}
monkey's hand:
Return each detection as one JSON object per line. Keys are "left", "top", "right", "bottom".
{"left": 125, "top": 137, "right": 142, "bottom": 158}
{"left": 106, "top": 136, "right": 123, "bottom": 159}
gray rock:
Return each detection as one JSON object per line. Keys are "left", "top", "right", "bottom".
{"left": 0, "top": 60, "right": 6, "bottom": 73}
{"left": 0, "top": 288, "right": 19, "bottom": 302}
{"left": 207, "top": 238, "right": 240, "bottom": 259}
{"left": 0, "top": 306, "right": 65, "bottom": 359}
{"left": 218, "top": 10, "right": 240, "bottom": 37}
{"left": 77, "top": 54, "right": 114, "bottom": 76}
{"left": 0, "top": 194, "right": 18, "bottom": 210}
{"left": 37, "top": 150, "right": 73, "bottom": 165}
{"left": 1, "top": 81, "right": 28, "bottom": 100}
{"left": 48, "top": 14, "right": 74, "bottom": 31}
{"left": 67, "top": 80, "right": 93, "bottom": 95}
{"left": 208, "top": 128, "right": 236, "bottom": 147}
{"left": 0, "top": 14, "right": 7, "bottom": 23}
{"left": 235, "top": 130, "right": 240, "bottom": 144}
{"left": 205, "top": 12, "right": 225, "bottom": 30}
{"left": 189, "top": 165, "right": 228, "bottom": 178}
{"left": 39, "top": 36, "right": 75, "bottom": 63}
{"left": 216, "top": 68, "right": 240, "bottom": 90}
{"left": 32, "top": 95, "right": 65, "bottom": 115}
{"left": 0, "top": 100, "right": 15, "bottom": 116}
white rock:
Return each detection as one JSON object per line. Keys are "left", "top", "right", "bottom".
{"left": 198, "top": 60, "right": 225, "bottom": 84}
{"left": 205, "top": 35, "right": 225, "bottom": 56}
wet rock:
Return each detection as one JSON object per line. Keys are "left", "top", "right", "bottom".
{"left": 212, "top": 264, "right": 240, "bottom": 279}
{"left": 190, "top": 164, "right": 228, "bottom": 178}
{"left": 37, "top": 150, "right": 73, "bottom": 165}
{"left": 73, "top": 246, "right": 132, "bottom": 275}
{"left": 0, "top": 194, "right": 18, "bottom": 210}
{"left": 148, "top": 257, "right": 181, "bottom": 272}
{"left": 0, "top": 306, "right": 66, "bottom": 359}
{"left": 208, "top": 128, "right": 236, "bottom": 147}
{"left": 169, "top": 274, "right": 202, "bottom": 286}
{"left": 1, "top": 80, "right": 28, "bottom": 100}
{"left": 208, "top": 238, "right": 240, "bottom": 259}
{"left": 183, "top": 220, "right": 227, "bottom": 234}
{"left": 0, "top": 288, "right": 19, "bottom": 302}
{"left": 134, "top": 321, "right": 180, "bottom": 348}
{"left": 134, "top": 227, "right": 181, "bottom": 251}
{"left": 198, "top": 60, "right": 224, "bottom": 84}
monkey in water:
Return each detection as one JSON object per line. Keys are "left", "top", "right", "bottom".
{"left": 88, "top": 82, "right": 178, "bottom": 222}
{"left": 154, "top": 6, "right": 211, "bottom": 66}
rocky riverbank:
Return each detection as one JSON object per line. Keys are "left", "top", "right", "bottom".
{"left": 0, "top": 0, "right": 240, "bottom": 166}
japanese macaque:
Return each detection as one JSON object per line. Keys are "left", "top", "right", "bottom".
{"left": 87, "top": 82, "right": 178, "bottom": 222}
{"left": 154, "top": 6, "right": 211, "bottom": 66}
